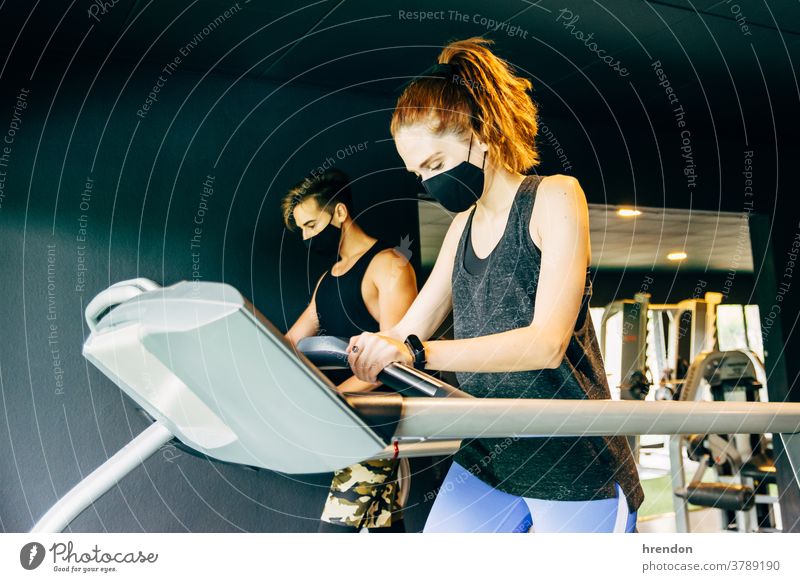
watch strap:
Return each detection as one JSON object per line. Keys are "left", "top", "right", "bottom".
{"left": 404, "top": 334, "right": 426, "bottom": 370}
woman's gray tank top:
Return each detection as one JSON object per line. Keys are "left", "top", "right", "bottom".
{"left": 450, "top": 174, "right": 644, "bottom": 514}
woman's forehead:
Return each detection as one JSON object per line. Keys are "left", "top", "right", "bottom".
{"left": 395, "top": 126, "right": 467, "bottom": 165}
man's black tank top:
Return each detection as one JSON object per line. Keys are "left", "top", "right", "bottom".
{"left": 315, "top": 240, "right": 392, "bottom": 384}
{"left": 450, "top": 175, "right": 644, "bottom": 514}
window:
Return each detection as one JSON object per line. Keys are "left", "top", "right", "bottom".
{"left": 717, "top": 304, "right": 764, "bottom": 361}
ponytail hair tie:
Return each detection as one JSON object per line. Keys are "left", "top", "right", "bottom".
{"left": 395, "top": 62, "right": 456, "bottom": 93}
{"left": 428, "top": 63, "right": 455, "bottom": 76}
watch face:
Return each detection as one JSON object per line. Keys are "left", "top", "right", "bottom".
{"left": 405, "top": 335, "right": 425, "bottom": 369}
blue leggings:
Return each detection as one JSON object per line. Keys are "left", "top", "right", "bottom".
{"left": 424, "top": 461, "right": 637, "bottom": 533}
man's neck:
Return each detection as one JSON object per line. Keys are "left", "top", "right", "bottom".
{"left": 338, "top": 221, "right": 375, "bottom": 260}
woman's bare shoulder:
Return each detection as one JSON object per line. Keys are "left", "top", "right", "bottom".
{"left": 530, "top": 175, "right": 586, "bottom": 248}
{"left": 538, "top": 174, "right": 581, "bottom": 196}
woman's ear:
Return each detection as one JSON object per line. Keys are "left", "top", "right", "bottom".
{"left": 470, "top": 133, "right": 490, "bottom": 167}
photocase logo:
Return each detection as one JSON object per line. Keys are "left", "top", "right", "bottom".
{"left": 388, "top": 235, "right": 414, "bottom": 289}
{"left": 393, "top": 235, "right": 413, "bottom": 263}
{"left": 20, "top": 542, "right": 46, "bottom": 570}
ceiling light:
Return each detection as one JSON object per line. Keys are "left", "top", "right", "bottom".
{"left": 667, "top": 252, "right": 688, "bottom": 261}
{"left": 616, "top": 208, "right": 641, "bottom": 217}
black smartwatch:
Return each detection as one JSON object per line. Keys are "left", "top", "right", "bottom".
{"left": 404, "top": 334, "right": 427, "bottom": 370}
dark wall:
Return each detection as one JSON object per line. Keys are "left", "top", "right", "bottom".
{"left": 0, "top": 59, "right": 439, "bottom": 533}
{"left": 588, "top": 270, "right": 755, "bottom": 307}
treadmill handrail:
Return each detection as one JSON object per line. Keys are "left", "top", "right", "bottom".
{"left": 297, "top": 336, "right": 471, "bottom": 398}
{"left": 85, "top": 278, "right": 161, "bottom": 331}
{"left": 382, "top": 398, "right": 800, "bottom": 438}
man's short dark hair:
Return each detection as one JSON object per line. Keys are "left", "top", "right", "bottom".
{"left": 282, "top": 169, "right": 354, "bottom": 231}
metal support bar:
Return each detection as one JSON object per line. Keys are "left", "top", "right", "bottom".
{"left": 369, "top": 439, "right": 462, "bottom": 460}
{"left": 384, "top": 399, "right": 800, "bottom": 439}
{"left": 31, "top": 422, "right": 173, "bottom": 533}
{"left": 670, "top": 435, "right": 690, "bottom": 533}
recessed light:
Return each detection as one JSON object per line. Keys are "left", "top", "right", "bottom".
{"left": 667, "top": 252, "right": 687, "bottom": 261}
{"left": 617, "top": 208, "right": 641, "bottom": 217}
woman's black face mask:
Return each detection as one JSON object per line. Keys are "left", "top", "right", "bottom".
{"left": 303, "top": 209, "right": 341, "bottom": 260}
{"left": 421, "top": 135, "right": 486, "bottom": 213}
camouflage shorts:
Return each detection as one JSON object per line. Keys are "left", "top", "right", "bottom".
{"left": 320, "top": 458, "right": 408, "bottom": 529}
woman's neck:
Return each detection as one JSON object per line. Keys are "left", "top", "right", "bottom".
{"left": 478, "top": 167, "right": 527, "bottom": 215}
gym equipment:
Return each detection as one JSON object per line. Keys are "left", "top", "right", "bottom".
{"left": 600, "top": 292, "right": 724, "bottom": 403}
{"left": 600, "top": 292, "right": 725, "bottom": 460}
{"left": 599, "top": 293, "right": 652, "bottom": 458}
{"left": 31, "top": 280, "right": 800, "bottom": 533}
{"left": 649, "top": 292, "right": 724, "bottom": 401}
{"left": 600, "top": 293, "right": 651, "bottom": 401}
{"left": 670, "top": 349, "right": 780, "bottom": 532}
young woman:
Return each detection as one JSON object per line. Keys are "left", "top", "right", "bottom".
{"left": 345, "top": 38, "right": 644, "bottom": 533}
{"left": 283, "top": 169, "right": 418, "bottom": 532}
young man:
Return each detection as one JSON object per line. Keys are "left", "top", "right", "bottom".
{"left": 282, "top": 168, "right": 417, "bottom": 532}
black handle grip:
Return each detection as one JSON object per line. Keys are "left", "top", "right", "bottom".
{"left": 378, "top": 364, "right": 472, "bottom": 398}
{"left": 297, "top": 336, "right": 471, "bottom": 398}
{"left": 297, "top": 336, "right": 351, "bottom": 369}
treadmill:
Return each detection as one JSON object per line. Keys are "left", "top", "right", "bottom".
{"left": 31, "top": 279, "right": 800, "bottom": 532}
